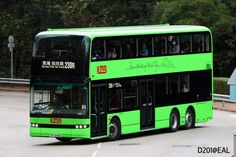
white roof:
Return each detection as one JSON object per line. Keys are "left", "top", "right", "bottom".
{"left": 36, "top": 25, "right": 210, "bottom": 38}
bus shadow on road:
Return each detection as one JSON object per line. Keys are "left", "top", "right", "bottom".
{"left": 35, "top": 138, "right": 103, "bottom": 146}
{"left": 35, "top": 126, "right": 208, "bottom": 146}
{"left": 114, "top": 126, "right": 207, "bottom": 142}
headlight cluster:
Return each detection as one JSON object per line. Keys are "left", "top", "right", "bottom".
{"left": 75, "top": 125, "right": 89, "bottom": 129}
{"left": 31, "top": 123, "right": 39, "bottom": 127}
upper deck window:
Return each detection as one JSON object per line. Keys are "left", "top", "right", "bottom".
{"left": 192, "top": 33, "right": 211, "bottom": 53}
{"left": 91, "top": 32, "right": 211, "bottom": 61}
{"left": 107, "top": 38, "right": 122, "bottom": 59}
{"left": 138, "top": 37, "right": 153, "bottom": 57}
{"left": 168, "top": 35, "right": 180, "bottom": 54}
{"left": 180, "top": 34, "right": 192, "bottom": 53}
{"left": 155, "top": 36, "right": 167, "bottom": 55}
{"left": 92, "top": 39, "right": 106, "bottom": 60}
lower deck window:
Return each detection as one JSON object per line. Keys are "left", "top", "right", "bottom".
{"left": 92, "top": 70, "right": 212, "bottom": 111}
{"left": 108, "top": 83, "right": 122, "bottom": 110}
{"left": 124, "top": 80, "right": 138, "bottom": 109}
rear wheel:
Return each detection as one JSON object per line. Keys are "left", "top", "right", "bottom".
{"left": 56, "top": 137, "right": 72, "bottom": 142}
{"left": 169, "top": 110, "right": 179, "bottom": 132}
{"left": 108, "top": 118, "right": 121, "bottom": 141}
{"left": 184, "top": 108, "right": 195, "bottom": 129}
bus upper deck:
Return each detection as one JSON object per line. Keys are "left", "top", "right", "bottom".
{"left": 33, "top": 25, "right": 212, "bottom": 81}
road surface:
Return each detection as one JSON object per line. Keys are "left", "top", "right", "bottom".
{"left": 0, "top": 91, "right": 235, "bottom": 157}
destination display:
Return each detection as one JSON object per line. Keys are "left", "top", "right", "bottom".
{"left": 41, "top": 61, "right": 75, "bottom": 69}
{"left": 31, "top": 58, "right": 84, "bottom": 79}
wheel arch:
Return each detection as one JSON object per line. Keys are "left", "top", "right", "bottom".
{"left": 110, "top": 116, "right": 121, "bottom": 123}
{"left": 171, "top": 107, "right": 180, "bottom": 119}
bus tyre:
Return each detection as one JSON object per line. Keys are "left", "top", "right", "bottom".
{"left": 109, "top": 118, "right": 121, "bottom": 141}
{"left": 169, "top": 110, "right": 179, "bottom": 132}
{"left": 184, "top": 108, "right": 195, "bottom": 129}
{"left": 56, "top": 137, "right": 72, "bottom": 142}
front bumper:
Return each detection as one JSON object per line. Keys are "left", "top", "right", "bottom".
{"left": 30, "top": 127, "right": 90, "bottom": 138}
{"left": 30, "top": 117, "right": 91, "bottom": 138}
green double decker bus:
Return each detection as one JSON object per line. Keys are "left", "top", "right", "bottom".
{"left": 30, "top": 25, "right": 213, "bottom": 142}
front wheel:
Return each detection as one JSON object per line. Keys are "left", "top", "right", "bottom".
{"left": 169, "top": 110, "right": 179, "bottom": 132}
{"left": 56, "top": 137, "right": 72, "bottom": 142}
{"left": 108, "top": 118, "right": 121, "bottom": 141}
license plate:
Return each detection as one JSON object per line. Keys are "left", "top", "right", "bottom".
{"left": 50, "top": 118, "right": 62, "bottom": 124}
{"left": 49, "top": 134, "right": 62, "bottom": 138}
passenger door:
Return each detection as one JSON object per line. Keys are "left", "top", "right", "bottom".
{"left": 91, "top": 85, "right": 107, "bottom": 137}
{"left": 140, "top": 79, "right": 155, "bottom": 130}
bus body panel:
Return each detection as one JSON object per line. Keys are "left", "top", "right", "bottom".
{"left": 30, "top": 118, "right": 91, "bottom": 138}
{"left": 104, "top": 100, "right": 213, "bottom": 137}
{"left": 154, "top": 100, "right": 213, "bottom": 129}
{"left": 107, "top": 110, "right": 140, "bottom": 135}
{"left": 30, "top": 117, "right": 90, "bottom": 124}
{"left": 30, "top": 128, "right": 90, "bottom": 138}
{"left": 29, "top": 101, "right": 213, "bottom": 138}
{"left": 90, "top": 53, "right": 212, "bottom": 81}
{"left": 193, "top": 101, "right": 213, "bottom": 123}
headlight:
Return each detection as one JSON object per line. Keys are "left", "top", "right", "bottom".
{"left": 75, "top": 124, "right": 89, "bottom": 129}
{"left": 31, "top": 123, "right": 39, "bottom": 127}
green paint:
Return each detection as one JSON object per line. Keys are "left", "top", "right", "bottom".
{"left": 30, "top": 128, "right": 90, "bottom": 138}
{"left": 30, "top": 118, "right": 90, "bottom": 125}
{"left": 91, "top": 53, "right": 212, "bottom": 80}
{"left": 107, "top": 111, "right": 140, "bottom": 135}
{"left": 194, "top": 101, "right": 213, "bottom": 122}
{"left": 30, "top": 101, "right": 212, "bottom": 138}
{"left": 30, "top": 118, "right": 91, "bottom": 138}
{"left": 105, "top": 101, "right": 212, "bottom": 137}
{"left": 154, "top": 101, "right": 213, "bottom": 129}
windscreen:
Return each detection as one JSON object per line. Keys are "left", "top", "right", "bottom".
{"left": 31, "top": 84, "right": 88, "bottom": 117}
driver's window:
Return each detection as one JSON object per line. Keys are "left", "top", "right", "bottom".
{"left": 34, "top": 90, "right": 50, "bottom": 104}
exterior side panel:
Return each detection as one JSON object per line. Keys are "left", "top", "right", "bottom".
{"left": 107, "top": 111, "right": 140, "bottom": 135}
{"left": 90, "top": 53, "right": 212, "bottom": 80}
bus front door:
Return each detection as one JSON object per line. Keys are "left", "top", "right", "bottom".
{"left": 91, "top": 85, "right": 107, "bottom": 137}
{"left": 140, "top": 79, "right": 155, "bottom": 130}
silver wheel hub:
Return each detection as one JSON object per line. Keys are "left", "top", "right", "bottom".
{"left": 109, "top": 123, "right": 118, "bottom": 138}
{"left": 171, "top": 114, "right": 177, "bottom": 129}
{"left": 185, "top": 112, "right": 192, "bottom": 127}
